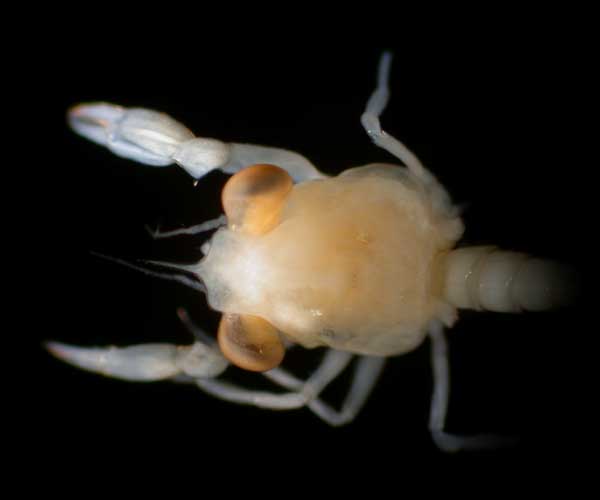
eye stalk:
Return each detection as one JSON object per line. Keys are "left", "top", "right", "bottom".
{"left": 222, "top": 164, "right": 293, "bottom": 235}
{"left": 218, "top": 314, "right": 285, "bottom": 372}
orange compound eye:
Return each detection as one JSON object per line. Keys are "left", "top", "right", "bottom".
{"left": 222, "top": 164, "right": 293, "bottom": 235}
{"left": 218, "top": 313, "right": 285, "bottom": 372}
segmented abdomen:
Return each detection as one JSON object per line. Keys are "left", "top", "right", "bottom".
{"left": 442, "top": 246, "right": 576, "bottom": 312}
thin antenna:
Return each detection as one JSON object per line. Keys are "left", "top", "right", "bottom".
{"left": 90, "top": 251, "right": 207, "bottom": 294}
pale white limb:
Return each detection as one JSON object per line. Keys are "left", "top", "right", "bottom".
{"left": 267, "top": 355, "right": 386, "bottom": 426}
{"left": 68, "top": 103, "right": 326, "bottom": 182}
{"left": 307, "top": 356, "right": 385, "bottom": 426}
{"left": 361, "top": 52, "right": 454, "bottom": 215}
{"left": 361, "top": 52, "right": 434, "bottom": 185}
{"left": 194, "top": 349, "right": 353, "bottom": 411}
{"left": 226, "top": 143, "right": 326, "bottom": 182}
{"left": 46, "top": 340, "right": 228, "bottom": 382}
{"left": 428, "top": 321, "right": 518, "bottom": 452}
{"left": 194, "top": 379, "right": 306, "bottom": 409}
{"left": 296, "top": 349, "right": 354, "bottom": 401}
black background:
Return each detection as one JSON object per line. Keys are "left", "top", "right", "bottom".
{"left": 25, "top": 37, "right": 592, "bottom": 483}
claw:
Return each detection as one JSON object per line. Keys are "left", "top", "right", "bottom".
{"left": 68, "top": 102, "right": 126, "bottom": 147}
{"left": 46, "top": 339, "right": 228, "bottom": 382}
{"left": 67, "top": 102, "right": 231, "bottom": 177}
{"left": 46, "top": 341, "right": 181, "bottom": 381}
{"left": 68, "top": 102, "right": 194, "bottom": 166}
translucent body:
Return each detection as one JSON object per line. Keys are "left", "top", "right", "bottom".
{"left": 198, "top": 164, "right": 463, "bottom": 356}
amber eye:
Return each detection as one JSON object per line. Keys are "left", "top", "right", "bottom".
{"left": 222, "top": 164, "right": 293, "bottom": 235}
{"left": 218, "top": 313, "right": 285, "bottom": 372}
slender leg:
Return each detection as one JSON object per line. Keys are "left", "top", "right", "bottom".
{"left": 175, "top": 308, "right": 355, "bottom": 412}
{"left": 361, "top": 52, "right": 434, "bottom": 186}
{"left": 194, "top": 378, "right": 307, "bottom": 409}
{"left": 260, "top": 348, "right": 354, "bottom": 399}
{"left": 176, "top": 311, "right": 355, "bottom": 412}
{"left": 307, "top": 356, "right": 386, "bottom": 426}
{"left": 428, "top": 321, "right": 518, "bottom": 452}
{"left": 297, "top": 350, "right": 354, "bottom": 400}
{"left": 195, "top": 349, "right": 353, "bottom": 410}
{"left": 265, "top": 354, "right": 385, "bottom": 426}
{"left": 428, "top": 321, "right": 457, "bottom": 451}
{"left": 361, "top": 52, "right": 454, "bottom": 215}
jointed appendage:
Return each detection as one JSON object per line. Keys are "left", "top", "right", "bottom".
{"left": 45, "top": 337, "right": 229, "bottom": 382}
{"left": 361, "top": 52, "right": 456, "bottom": 217}
{"left": 47, "top": 308, "right": 382, "bottom": 420}
{"left": 428, "top": 321, "right": 518, "bottom": 452}
{"left": 68, "top": 103, "right": 326, "bottom": 182}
